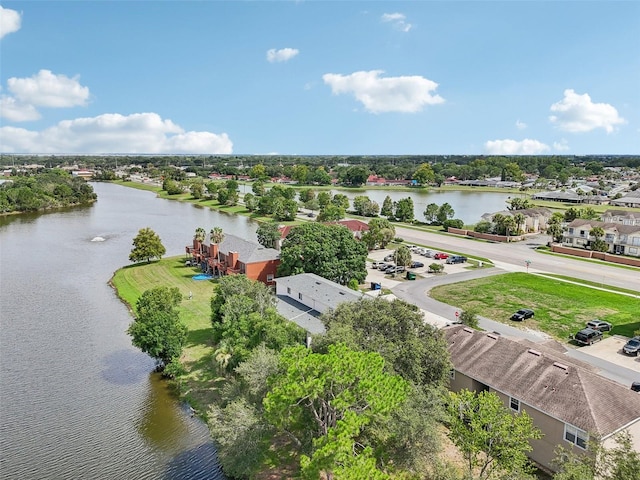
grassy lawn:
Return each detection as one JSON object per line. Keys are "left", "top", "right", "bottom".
{"left": 430, "top": 272, "right": 640, "bottom": 340}
{"left": 110, "top": 256, "right": 225, "bottom": 409}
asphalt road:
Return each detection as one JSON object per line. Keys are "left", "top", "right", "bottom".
{"left": 394, "top": 227, "right": 640, "bottom": 293}
{"left": 391, "top": 268, "right": 640, "bottom": 386}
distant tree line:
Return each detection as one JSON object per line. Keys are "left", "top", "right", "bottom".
{"left": 0, "top": 169, "right": 97, "bottom": 213}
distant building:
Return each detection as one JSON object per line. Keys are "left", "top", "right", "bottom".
{"left": 563, "top": 219, "right": 640, "bottom": 257}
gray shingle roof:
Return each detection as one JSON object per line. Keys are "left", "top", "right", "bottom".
{"left": 206, "top": 233, "right": 280, "bottom": 263}
{"left": 445, "top": 326, "right": 640, "bottom": 438}
{"left": 276, "top": 273, "right": 364, "bottom": 306}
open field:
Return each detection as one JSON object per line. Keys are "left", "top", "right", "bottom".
{"left": 110, "top": 256, "right": 225, "bottom": 408}
{"left": 429, "top": 272, "right": 640, "bottom": 340}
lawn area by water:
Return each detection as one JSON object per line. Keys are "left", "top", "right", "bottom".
{"left": 110, "top": 256, "right": 224, "bottom": 408}
{"left": 430, "top": 272, "right": 640, "bottom": 340}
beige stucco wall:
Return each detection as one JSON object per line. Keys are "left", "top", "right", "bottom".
{"left": 448, "top": 371, "right": 592, "bottom": 473}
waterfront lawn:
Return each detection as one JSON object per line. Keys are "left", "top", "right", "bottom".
{"left": 111, "top": 256, "right": 225, "bottom": 408}
{"left": 430, "top": 272, "right": 640, "bottom": 340}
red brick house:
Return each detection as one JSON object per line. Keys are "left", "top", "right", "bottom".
{"left": 186, "top": 233, "right": 280, "bottom": 285}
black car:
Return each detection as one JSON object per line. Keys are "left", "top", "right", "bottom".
{"left": 510, "top": 309, "right": 534, "bottom": 321}
{"left": 574, "top": 328, "right": 603, "bottom": 346}
{"left": 409, "top": 261, "right": 424, "bottom": 268}
{"left": 632, "top": 382, "right": 640, "bottom": 393}
{"left": 623, "top": 337, "right": 640, "bottom": 356}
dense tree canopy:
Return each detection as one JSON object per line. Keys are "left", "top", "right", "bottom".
{"left": 129, "top": 227, "right": 166, "bottom": 263}
{"left": 127, "top": 286, "right": 187, "bottom": 368}
{"left": 278, "top": 223, "right": 367, "bottom": 285}
{"left": 256, "top": 221, "right": 281, "bottom": 249}
{"left": 0, "top": 170, "right": 97, "bottom": 213}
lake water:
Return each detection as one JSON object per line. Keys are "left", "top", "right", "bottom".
{"left": 0, "top": 183, "right": 256, "bottom": 479}
{"left": 0, "top": 182, "right": 513, "bottom": 479}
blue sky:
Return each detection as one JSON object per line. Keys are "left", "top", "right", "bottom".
{"left": 1, "top": 1, "right": 638, "bottom": 155}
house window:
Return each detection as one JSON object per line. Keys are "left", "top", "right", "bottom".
{"left": 510, "top": 397, "right": 520, "bottom": 412}
{"left": 564, "top": 424, "right": 588, "bottom": 450}
{"left": 580, "top": 230, "right": 586, "bottom": 237}
{"left": 266, "top": 274, "right": 274, "bottom": 282}
{"left": 449, "top": 369, "right": 455, "bottom": 380}
{"left": 287, "top": 287, "right": 291, "bottom": 294}
{"left": 298, "top": 292, "right": 303, "bottom": 300}
{"left": 605, "top": 234, "right": 615, "bottom": 242}
{"left": 568, "top": 228, "right": 574, "bottom": 234}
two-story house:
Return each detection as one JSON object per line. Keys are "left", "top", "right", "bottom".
{"left": 445, "top": 325, "right": 640, "bottom": 473}
{"left": 563, "top": 219, "right": 640, "bottom": 257}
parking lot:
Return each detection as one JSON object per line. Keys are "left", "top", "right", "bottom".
{"left": 578, "top": 335, "right": 640, "bottom": 372}
{"left": 365, "top": 247, "right": 472, "bottom": 289}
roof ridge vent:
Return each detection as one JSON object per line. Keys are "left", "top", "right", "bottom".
{"left": 487, "top": 333, "right": 499, "bottom": 340}
{"left": 553, "top": 362, "right": 569, "bottom": 371}
{"left": 463, "top": 327, "right": 474, "bottom": 334}
{"left": 528, "top": 349, "right": 542, "bottom": 356}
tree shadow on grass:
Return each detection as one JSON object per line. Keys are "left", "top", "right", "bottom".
{"left": 187, "top": 327, "right": 214, "bottom": 347}
{"left": 611, "top": 320, "right": 640, "bottom": 339}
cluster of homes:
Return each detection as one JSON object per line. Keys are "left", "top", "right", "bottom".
{"left": 478, "top": 208, "right": 640, "bottom": 259}
{"left": 185, "top": 228, "right": 640, "bottom": 474}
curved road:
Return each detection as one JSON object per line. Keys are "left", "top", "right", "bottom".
{"left": 395, "top": 227, "right": 640, "bottom": 293}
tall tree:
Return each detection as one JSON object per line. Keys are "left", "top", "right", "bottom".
{"left": 394, "top": 245, "right": 412, "bottom": 268}
{"left": 264, "top": 344, "right": 408, "bottom": 479}
{"left": 436, "top": 202, "right": 455, "bottom": 225}
{"left": 256, "top": 221, "right": 281, "bottom": 249}
{"left": 127, "top": 286, "right": 187, "bottom": 369}
{"left": 413, "top": 163, "right": 435, "bottom": 186}
{"left": 447, "top": 389, "right": 541, "bottom": 480}
{"left": 278, "top": 222, "right": 367, "bottom": 285}
{"left": 589, "top": 226, "right": 608, "bottom": 252}
{"left": 317, "top": 204, "right": 345, "bottom": 222}
{"left": 129, "top": 227, "right": 166, "bottom": 263}
{"left": 424, "top": 203, "right": 440, "bottom": 224}
{"left": 316, "top": 297, "right": 451, "bottom": 388}
{"left": 394, "top": 197, "right": 414, "bottom": 222}
{"left": 380, "top": 195, "right": 394, "bottom": 217}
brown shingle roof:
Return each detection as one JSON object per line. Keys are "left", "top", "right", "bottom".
{"left": 445, "top": 326, "right": 640, "bottom": 438}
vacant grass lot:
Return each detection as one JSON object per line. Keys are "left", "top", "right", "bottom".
{"left": 110, "top": 256, "right": 224, "bottom": 408}
{"left": 430, "top": 272, "right": 640, "bottom": 340}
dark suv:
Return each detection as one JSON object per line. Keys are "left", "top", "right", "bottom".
{"left": 446, "top": 255, "right": 467, "bottom": 264}
{"left": 574, "top": 328, "right": 603, "bottom": 346}
{"left": 623, "top": 337, "right": 640, "bottom": 356}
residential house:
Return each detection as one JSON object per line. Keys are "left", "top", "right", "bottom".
{"left": 480, "top": 207, "right": 553, "bottom": 233}
{"left": 444, "top": 325, "right": 640, "bottom": 473}
{"left": 600, "top": 210, "right": 640, "bottom": 226}
{"left": 186, "top": 232, "right": 280, "bottom": 285}
{"left": 610, "top": 191, "right": 640, "bottom": 208}
{"left": 563, "top": 219, "right": 640, "bottom": 257}
{"left": 274, "top": 273, "right": 364, "bottom": 334}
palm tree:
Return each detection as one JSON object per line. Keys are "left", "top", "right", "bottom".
{"left": 210, "top": 227, "right": 224, "bottom": 245}
{"left": 194, "top": 227, "right": 206, "bottom": 242}
{"left": 513, "top": 213, "right": 526, "bottom": 235}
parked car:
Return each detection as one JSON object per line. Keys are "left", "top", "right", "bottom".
{"left": 409, "top": 261, "right": 424, "bottom": 268}
{"left": 510, "top": 309, "right": 534, "bottom": 321}
{"left": 377, "top": 262, "right": 390, "bottom": 271}
{"left": 371, "top": 261, "right": 383, "bottom": 269}
{"left": 384, "top": 254, "right": 395, "bottom": 262}
{"left": 385, "top": 265, "right": 404, "bottom": 274}
{"left": 446, "top": 255, "right": 467, "bottom": 264}
{"left": 586, "top": 319, "right": 612, "bottom": 332}
{"left": 574, "top": 328, "right": 603, "bottom": 346}
{"left": 422, "top": 250, "right": 435, "bottom": 258}
{"left": 631, "top": 382, "right": 640, "bottom": 393}
{"left": 434, "top": 252, "right": 449, "bottom": 260}
{"left": 622, "top": 337, "right": 640, "bottom": 356}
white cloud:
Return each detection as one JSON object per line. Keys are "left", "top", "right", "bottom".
{"left": 322, "top": 70, "right": 444, "bottom": 113}
{"left": 0, "top": 96, "right": 41, "bottom": 121}
{"left": 553, "top": 139, "right": 570, "bottom": 151}
{"left": 515, "top": 119, "right": 527, "bottom": 130}
{"left": 381, "top": 12, "right": 412, "bottom": 32}
{"left": 549, "top": 89, "right": 625, "bottom": 133}
{"left": 0, "top": 6, "right": 21, "bottom": 39}
{"left": 7, "top": 69, "right": 90, "bottom": 108}
{"left": 484, "top": 139, "right": 550, "bottom": 155}
{"left": 0, "top": 112, "right": 233, "bottom": 154}
{"left": 266, "top": 48, "right": 299, "bottom": 63}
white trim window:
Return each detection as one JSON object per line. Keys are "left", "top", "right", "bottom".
{"left": 564, "top": 424, "right": 588, "bottom": 449}
{"left": 266, "top": 274, "right": 274, "bottom": 282}
{"left": 510, "top": 397, "right": 520, "bottom": 412}
{"left": 449, "top": 369, "right": 455, "bottom": 380}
